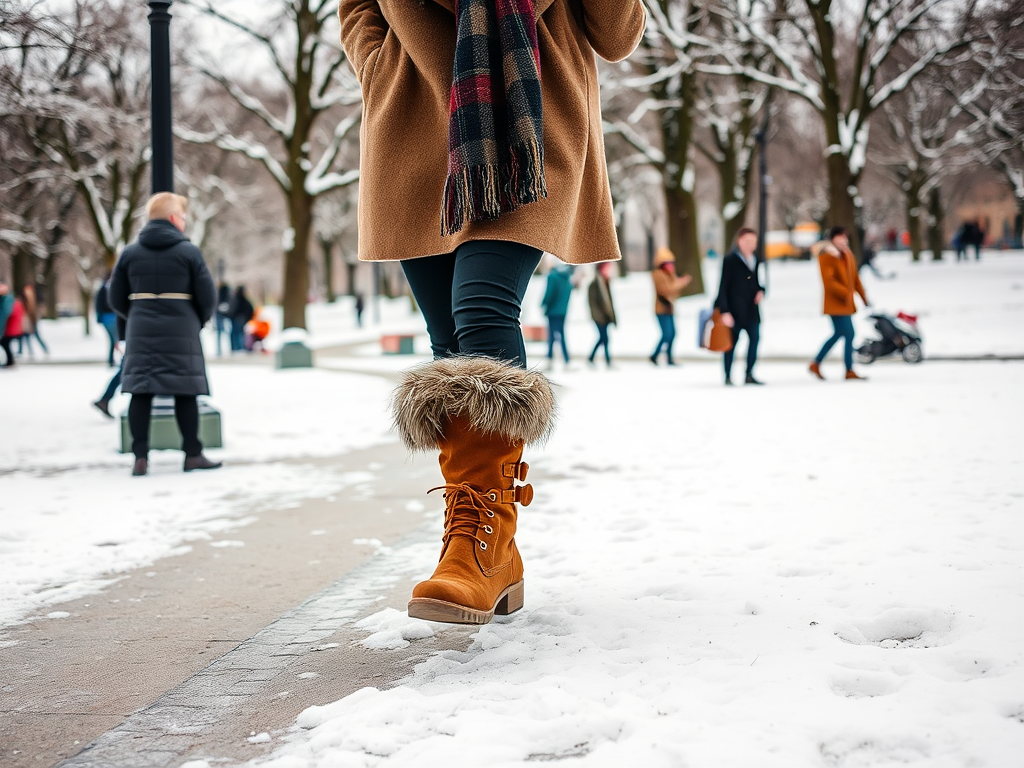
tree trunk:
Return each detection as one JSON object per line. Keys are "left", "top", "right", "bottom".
{"left": 345, "top": 258, "right": 357, "bottom": 297}
{"left": 80, "top": 287, "right": 92, "bottom": 336}
{"left": 282, "top": 191, "right": 313, "bottom": 329}
{"left": 926, "top": 187, "right": 945, "bottom": 261}
{"left": 320, "top": 237, "right": 336, "bottom": 303}
{"left": 825, "top": 152, "right": 862, "bottom": 258}
{"left": 11, "top": 249, "right": 32, "bottom": 294}
{"left": 43, "top": 252, "right": 59, "bottom": 320}
{"left": 905, "top": 185, "right": 923, "bottom": 262}
{"left": 664, "top": 184, "right": 704, "bottom": 296}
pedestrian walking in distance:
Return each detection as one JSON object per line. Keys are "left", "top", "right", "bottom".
{"left": 95, "top": 274, "right": 119, "bottom": 367}
{"left": 0, "top": 278, "right": 21, "bottom": 368}
{"left": 810, "top": 226, "right": 870, "bottom": 381}
{"left": 16, "top": 285, "right": 49, "bottom": 358}
{"left": 715, "top": 227, "right": 765, "bottom": 385}
{"left": 109, "top": 192, "right": 222, "bottom": 476}
{"left": 542, "top": 262, "right": 574, "bottom": 368}
{"left": 339, "top": 0, "right": 646, "bottom": 624}
{"left": 588, "top": 262, "right": 617, "bottom": 367}
{"left": 228, "top": 286, "right": 254, "bottom": 353}
{"left": 650, "top": 247, "right": 693, "bottom": 366}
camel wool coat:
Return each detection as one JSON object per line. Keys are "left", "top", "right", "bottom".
{"left": 338, "top": 0, "right": 647, "bottom": 264}
{"left": 812, "top": 241, "right": 867, "bottom": 316}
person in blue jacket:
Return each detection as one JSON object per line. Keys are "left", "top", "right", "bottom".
{"left": 541, "top": 262, "right": 574, "bottom": 367}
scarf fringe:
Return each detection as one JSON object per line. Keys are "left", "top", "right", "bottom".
{"left": 441, "top": 140, "right": 547, "bottom": 237}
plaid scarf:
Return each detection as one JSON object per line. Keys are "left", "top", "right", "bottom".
{"left": 441, "top": 0, "right": 547, "bottom": 236}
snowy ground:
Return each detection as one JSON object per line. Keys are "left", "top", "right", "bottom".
{"left": 2, "top": 251, "right": 1023, "bottom": 765}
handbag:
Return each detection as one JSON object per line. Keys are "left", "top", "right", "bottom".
{"left": 707, "top": 308, "right": 734, "bottom": 352}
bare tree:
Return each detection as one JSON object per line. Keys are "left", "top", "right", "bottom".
{"left": 177, "top": 0, "right": 361, "bottom": 329}
{"left": 0, "top": 0, "right": 150, "bottom": 322}
{"left": 874, "top": 65, "right": 982, "bottom": 261}
{"left": 951, "top": 0, "right": 1024, "bottom": 244}
{"left": 712, "top": 0, "right": 973, "bottom": 256}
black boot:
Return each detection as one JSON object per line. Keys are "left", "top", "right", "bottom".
{"left": 184, "top": 454, "right": 222, "bottom": 472}
{"left": 132, "top": 457, "right": 148, "bottom": 476}
{"left": 93, "top": 400, "right": 114, "bottom": 418}
{"left": 745, "top": 373, "right": 764, "bottom": 385}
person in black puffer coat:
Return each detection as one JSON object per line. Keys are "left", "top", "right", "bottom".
{"left": 109, "top": 192, "right": 221, "bottom": 476}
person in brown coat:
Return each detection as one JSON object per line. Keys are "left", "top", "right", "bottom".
{"left": 810, "top": 226, "right": 870, "bottom": 381}
{"left": 340, "top": 0, "right": 646, "bottom": 624}
{"left": 587, "top": 262, "right": 617, "bottom": 366}
{"left": 650, "top": 247, "right": 693, "bottom": 366}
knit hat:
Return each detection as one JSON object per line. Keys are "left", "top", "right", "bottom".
{"left": 653, "top": 247, "right": 675, "bottom": 267}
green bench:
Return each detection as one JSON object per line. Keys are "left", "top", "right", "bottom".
{"left": 119, "top": 396, "right": 223, "bottom": 454}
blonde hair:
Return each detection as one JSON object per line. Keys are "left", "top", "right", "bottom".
{"left": 146, "top": 192, "right": 188, "bottom": 221}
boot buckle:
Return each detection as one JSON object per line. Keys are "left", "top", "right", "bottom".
{"left": 502, "top": 462, "right": 529, "bottom": 481}
{"left": 487, "top": 484, "right": 533, "bottom": 506}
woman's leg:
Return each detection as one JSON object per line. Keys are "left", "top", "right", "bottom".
{"left": 451, "top": 240, "right": 543, "bottom": 367}
{"left": 815, "top": 316, "right": 844, "bottom": 363}
{"left": 546, "top": 317, "right": 557, "bottom": 360}
{"left": 128, "top": 394, "right": 154, "bottom": 458}
{"left": 102, "top": 317, "right": 117, "bottom": 365}
{"left": 100, "top": 366, "right": 122, "bottom": 403}
{"left": 837, "top": 315, "right": 855, "bottom": 370}
{"left": 664, "top": 316, "right": 677, "bottom": 363}
{"left": 33, "top": 329, "right": 48, "bottom": 354}
{"left": 557, "top": 317, "right": 570, "bottom": 362}
{"left": 654, "top": 315, "right": 671, "bottom": 359}
{"left": 0, "top": 336, "right": 13, "bottom": 366}
{"left": 174, "top": 395, "right": 203, "bottom": 458}
{"left": 401, "top": 252, "right": 459, "bottom": 358}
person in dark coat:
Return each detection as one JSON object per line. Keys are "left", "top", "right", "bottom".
{"left": 228, "top": 286, "right": 254, "bottom": 352}
{"left": 215, "top": 282, "right": 231, "bottom": 356}
{"left": 715, "top": 227, "right": 765, "bottom": 385}
{"left": 587, "top": 262, "right": 617, "bottom": 366}
{"left": 109, "top": 192, "right": 221, "bottom": 476}
{"left": 962, "top": 220, "right": 984, "bottom": 261}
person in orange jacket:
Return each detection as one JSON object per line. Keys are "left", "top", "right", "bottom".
{"left": 650, "top": 247, "right": 693, "bottom": 366}
{"left": 810, "top": 226, "right": 870, "bottom": 381}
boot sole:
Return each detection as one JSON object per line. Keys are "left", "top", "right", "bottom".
{"left": 407, "top": 580, "right": 524, "bottom": 625}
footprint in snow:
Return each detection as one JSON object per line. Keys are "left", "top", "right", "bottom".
{"left": 829, "top": 670, "right": 900, "bottom": 698}
{"left": 834, "top": 607, "right": 954, "bottom": 649}
{"left": 820, "top": 736, "right": 930, "bottom": 767}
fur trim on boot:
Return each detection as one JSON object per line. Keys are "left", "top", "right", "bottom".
{"left": 390, "top": 356, "right": 556, "bottom": 452}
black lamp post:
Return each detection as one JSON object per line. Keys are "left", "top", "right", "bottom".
{"left": 148, "top": 1, "right": 174, "bottom": 194}
{"left": 755, "top": 114, "right": 770, "bottom": 293}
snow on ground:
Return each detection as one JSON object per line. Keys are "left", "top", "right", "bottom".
{"left": 218, "top": 358, "right": 1024, "bottom": 768}
{"left": 0, "top": 364, "right": 395, "bottom": 626}
{"left": 2, "top": 251, "right": 1024, "bottom": 765}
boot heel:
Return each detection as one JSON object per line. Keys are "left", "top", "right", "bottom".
{"left": 495, "top": 580, "right": 525, "bottom": 615}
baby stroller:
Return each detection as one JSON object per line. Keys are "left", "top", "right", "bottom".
{"left": 856, "top": 312, "right": 923, "bottom": 364}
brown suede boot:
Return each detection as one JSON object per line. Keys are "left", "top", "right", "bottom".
{"left": 845, "top": 369, "right": 867, "bottom": 380}
{"left": 809, "top": 361, "right": 825, "bottom": 380}
{"left": 391, "top": 357, "right": 556, "bottom": 625}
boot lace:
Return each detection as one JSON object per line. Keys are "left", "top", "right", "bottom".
{"left": 428, "top": 484, "right": 493, "bottom": 550}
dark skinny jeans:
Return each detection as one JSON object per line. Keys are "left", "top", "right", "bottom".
{"left": 401, "top": 240, "right": 543, "bottom": 368}
{"left": 590, "top": 322, "right": 611, "bottom": 364}
{"left": 128, "top": 394, "right": 202, "bottom": 459}
{"left": 653, "top": 314, "right": 676, "bottom": 362}
{"left": 815, "top": 314, "right": 855, "bottom": 370}
{"left": 724, "top": 323, "right": 760, "bottom": 379}
{"left": 546, "top": 315, "right": 569, "bottom": 363}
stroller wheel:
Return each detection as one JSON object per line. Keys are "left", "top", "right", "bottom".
{"left": 856, "top": 345, "right": 876, "bottom": 364}
{"left": 901, "top": 341, "right": 923, "bottom": 363}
